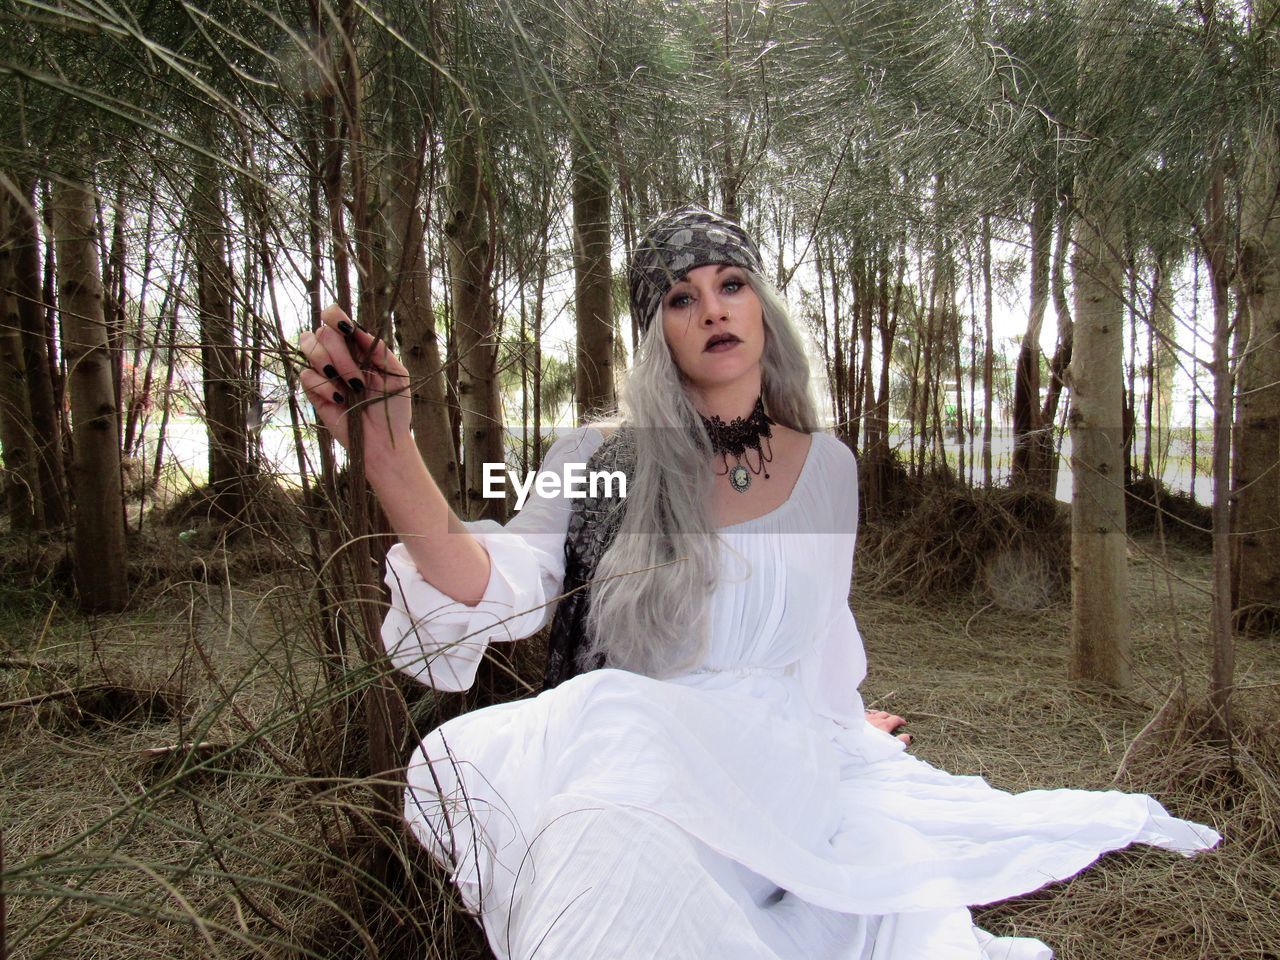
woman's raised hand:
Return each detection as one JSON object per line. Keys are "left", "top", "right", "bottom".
{"left": 299, "top": 306, "right": 491, "bottom": 605}
{"left": 299, "top": 305, "right": 412, "bottom": 465}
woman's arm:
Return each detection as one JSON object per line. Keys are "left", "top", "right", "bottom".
{"left": 298, "top": 304, "right": 490, "bottom": 605}
{"left": 378, "top": 427, "right": 604, "bottom": 690}
{"left": 300, "top": 304, "right": 606, "bottom": 690}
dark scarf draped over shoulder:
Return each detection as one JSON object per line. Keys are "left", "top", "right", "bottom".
{"left": 543, "top": 426, "right": 636, "bottom": 691}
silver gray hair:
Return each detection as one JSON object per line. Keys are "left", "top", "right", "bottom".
{"left": 582, "top": 270, "right": 821, "bottom": 677}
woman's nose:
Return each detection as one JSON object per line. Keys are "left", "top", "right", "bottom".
{"left": 701, "top": 291, "right": 726, "bottom": 324}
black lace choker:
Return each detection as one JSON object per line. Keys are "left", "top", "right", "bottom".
{"left": 700, "top": 396, "right": 775, "bottom": 493}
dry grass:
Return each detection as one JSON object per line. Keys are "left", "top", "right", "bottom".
{"left": 858, "top": 533, "right": 1280, "bottom": 960}
{"left": 0, "top": 497, "right": 1276, "bottom": 960}
{"left": 1125, "top": 476, "right": 1214, "bottom": 551}
{"left": 858, "top": 479, "right": 1070, "bottom": 609}
{"left": 0, "top": 523, "right": 480, "bottom": 960}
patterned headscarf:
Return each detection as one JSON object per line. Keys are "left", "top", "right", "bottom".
{"left": 627, "top": 205, "right": 765, "bottom": 334}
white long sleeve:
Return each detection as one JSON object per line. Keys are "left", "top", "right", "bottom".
{"left": 381, "top": 426, "right": 607, "bottom": 692}
{"left": 797, "top": 440, "right": 866, "bottom": 728}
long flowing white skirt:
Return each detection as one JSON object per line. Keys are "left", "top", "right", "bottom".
{"left": 404, "top": 667, "right": 1220, "bottom": 960}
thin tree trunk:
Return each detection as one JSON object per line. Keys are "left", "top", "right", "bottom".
{"left": 921, "top": 249, "right": 942, "bottom": 473}
{"left": 342, "top": 1, "right": 409, "bottom": 876}
{"left": 320, "top": 51, "right": 353, "bottom": 318}
{"left": 6, "top": 179, "right": 66, "bottom": 527}
{"left": 1068, "top": 0, "right": 1140, "bottom": 686}
{"left": 1190, "top": 250, "right": 1200, "bottom": 492}
{"left": 440, "top": 220, "right": 462, "bottom": 476}
{"left": 1043, "top": 203, "right": 1075, "bottom": 497}
{"left": 1142, "top": 260, "right": 1157, "bottom": 478}
{"left": 982, "top": 215, "right": 993, "bottom": 487}
{"left": 1231, "top": 78, "right": 1280, "bottom": 632}
{"left": 719, "top": 0, "right": 739, "bottom": 223}
{"left": 103, "top": 189, "right": 127, "bottom": 420}
{"left": 617, "top": 148, "right": 642, "bottom": 355}
{"left": 859, "top": 253, "right": 877, "bottom": 459}
{"left": 1124, "top": 243, "right": 1138, "bottom": 486}
{"left": 571, "top": 138, "right": 615, "bottom": 421}
{"left": 815, "top": 241, "right": 836, "bottom": 429}
{"left": 385, "top": 131, "right": 462, "bottom": 514}
{"left": 1013, "top": 190, "right": 1051, "bottom": 486}
{"left": 300, "top": 89, "right": 347, "bottom": 704}
{"left": 830, "top": 252, "right": 847, "bottom": 441}
{"left": 41, "top": 184, "right": 67, "bottom": 448}
{"left": 150, "top": 297, "right": 180, "bottom": 490}
{"left": 190, "top": 151, "right": 248, "bottom": 521}
{"left": 0, "top": 197, "right": 39, "bottom": 528}
{"left": 445, "top": 119, "right": 505, "bottom": 521}
{"left": 532, "top": 176, "right": 552, "bottom": 466}
{"left": 1204, "top": 168, "right": 1235, "bottom": 741}
{"left": 1149, "top": 256, "right": 1175, "bottom": 479}
{"left": 848, "top": 254, "right": 865, "bottom": 455}
{"left": 952, "top": 263, "right": 966, "bottom": 482}
{"left": 967, "top": 249, "right": 978, "bottom": 484}
{"left": 867, "top": 243, "right": 904, "bottom": 519}
{"left": 1068, "top": 191, "right": 1131, "bottom": 687}
{"left": 125, "top": 235, "right": 176, "bottom": 462}
{"left": 52, "top": 177, "right": 128, "bottom": 612}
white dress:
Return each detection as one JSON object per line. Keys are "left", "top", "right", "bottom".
{"left": 382, "top": 427, "right": 1219, "bottom": 960}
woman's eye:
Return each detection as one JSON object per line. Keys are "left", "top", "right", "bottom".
{"left": 723, "top": 279, "right": 744, "bottom": 293}
{"left": 668, "top": 292, "right": 692, "bottom": 308}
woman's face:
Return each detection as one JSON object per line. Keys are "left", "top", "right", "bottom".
{"left": 661, "top": 263, "right": 765, "bottom": 393}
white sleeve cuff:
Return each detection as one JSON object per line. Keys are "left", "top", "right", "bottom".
{"left": 381, "top": 522, "right": 555, "bottom": 692}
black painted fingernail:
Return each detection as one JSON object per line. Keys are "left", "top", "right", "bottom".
{"left": 333, "top": 391, "right": 345, "bottom": 404}
{"left": 323, "top": 364, "right": 340, "bottom": 380}
{"left": 337, "top": 319, "right": 354, "bottom": 335}
{"left": 348, "top": 377, "right": 364, "bottom": 393}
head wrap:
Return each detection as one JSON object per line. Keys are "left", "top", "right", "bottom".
{"left": 627, "top": 205, "right": 765, "bottom": 334}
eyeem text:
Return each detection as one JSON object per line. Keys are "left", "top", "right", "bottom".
{"left": 482, "top": 462, "right": 627, "bottom": 510}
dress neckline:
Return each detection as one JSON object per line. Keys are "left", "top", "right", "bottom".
{"left": 715, "top": 432, "right": 820, "bottom": 532}
{"left": 578, "top": 426, "right": 823, "bottom": 532}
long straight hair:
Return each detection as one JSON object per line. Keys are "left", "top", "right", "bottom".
{"left": 582, "top": 270, "right": 820, "bottom": 677}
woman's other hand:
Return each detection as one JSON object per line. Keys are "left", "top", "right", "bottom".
{"left": 866, "top": 709, "right": 911, "bottom": 746}
{"left": 299, "top": 304, "right": 412, "bottom": 466}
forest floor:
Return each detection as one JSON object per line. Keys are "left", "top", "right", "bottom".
{"left": 0, "top": 500, "right": 1277, "bottom": 960}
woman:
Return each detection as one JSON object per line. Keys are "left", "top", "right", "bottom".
{"left": 300, "top": 206, "right": 1218, "bottom": 960}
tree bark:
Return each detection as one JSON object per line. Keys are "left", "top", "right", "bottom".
{"left": 859, "top": 253, "right": 877, "bottom": 459}
{"left": 190, "top": 151, "right": 248, "bottom": 521}
{"left": 1066, "top": 0, "right": 1133, "bottom": 687}
{"left": 982, "top": 215, "right": 994, "bottom": 488}
{"left": 1232, "top": 85, "right": 1280, "bottom": 632}
{"left": 1013, "top": 190, "right": 1051, "bottom": 487}
{"left": 829, "top": 251, "right": 847, "bottom": 441}
{"left": 445, "top": 120, "right": 505, "bottom": 521}
{"left": 1042, "top": 203, "right": 1075, "bottom": 497}
{"left": 571, "top": 137, "right": 616, "bottom": 421}
{"left": 1068, "top": 189, "right": 1131, "bottom": 687}
{"left": 1204, "top": 167, "right": 1235, "bottom": 740}
{"left": 3, "top": 181, "right": 65, "bottom": 527}
{"left": 103, "top": 190, "right": 127, "bottom": 419}
{"left": 52, "top": 177, "right": 128, "bottom": 612}
{"left": 385, "top": 133, "right": 462, "bottom": 515}
{"left": 1147, "top": 256, "right": 1176, "bottom": 478}
{"left": 0, "top": 196, "right": 39, "bottom": 528}
{"left": 951, "top": 261, "right": 966, "bottom": 480}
